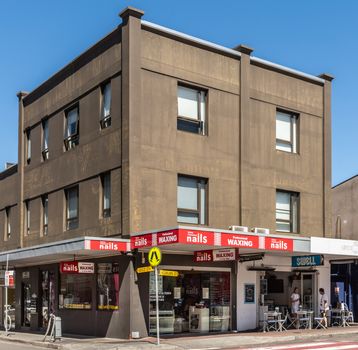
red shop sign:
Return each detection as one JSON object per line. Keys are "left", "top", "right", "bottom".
{"left": 194, "top": 250, "right": 213, "bottom": 262}
{"left": 131, "top": 234, "right": 153, "bottom": 248}
{"left": 265, "top": 237, "right": 293, "bottom": 251}
{"left": 60, "top": 261, "right": 78, "bottom": 273}
{"left": 221, "top": 233, "right": 259, "bottom": 249}
{"left": 157, "top": 230, "right": 179, "bottom": 245}
{"left": 87, "top": 239, "right": 129, "bottom": 252}
{"left": 180, "top": 229, "right": 215, "bottom": 245}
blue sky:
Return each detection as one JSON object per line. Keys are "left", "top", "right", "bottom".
{"left": 0, "top": 0, "right": 357, "bottom": 185}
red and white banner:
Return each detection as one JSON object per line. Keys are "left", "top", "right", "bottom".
{"left": 265, "top": 237, "right": 293, "bottom": 251}
{"left": 86, "top": 239, "right": 130, "bottom": 252}
{"left": 5, "top": 271, "right": 14, "bottom": 287}
{"left": 194, "top": 250, "right": 213, "bottom": 262}
{"left": 194, "top": 248, "right": 238, "bottom": 263}
{"left": 60, "top": 261, "right": 95, "bottom": 274}
{"left": 131, "top": 228, "right": 294, "bottom": 252}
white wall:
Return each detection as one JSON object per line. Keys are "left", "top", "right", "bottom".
{"left": 316, "top": 259, "right": 331, "bottom": 314}
{"left": 236, "top": 261, "right": 257, "bottom": 331}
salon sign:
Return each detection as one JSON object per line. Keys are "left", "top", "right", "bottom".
{"left": 60, "top": 261, "right": 95, "bottom": 274}
{"left": 291, "top": 255, "right": 324, "bottom": 267}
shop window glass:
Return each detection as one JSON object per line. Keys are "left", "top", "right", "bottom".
{"left": 149, "top": 271, "right": 230, "bottom": 334}
{"left": 276, "top": 190, "right": 299, "bottom": 233}
{"left": 276, "top": 110, "right": 298, "bottom": 153}
{"left": 100, "top": 82, "right": 111, "bottom": 129}
{"left": 97, "top": 263, "right": 120, "bottom": 310}
{"left": 59, "top": 274, "right": 92, "bottom": 310}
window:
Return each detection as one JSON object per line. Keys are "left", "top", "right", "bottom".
{"left": 42, "top": 119, "right": 49, "bottom": 160}
{"left": 276, "top": 110, "right": 298, "bottom": 153}
{"left": 65, "top": 186, "right": 78, "bottom": 230}
{"left": 177, "top": 175, "right": 207, "bottom": 225}
{"left": 25, "top": 201, "right": 30, "bottom": 235}
{"left": 64, "top": 106, "right": 79, "bottom": 150}
{"left": 276, "top": 190, "right": 299, "bottom": 233}
{"left": 97, "top": 263, "right": 119, "bottom": 310}
{"left": 177, "top": 85, "right": 206, "bottom": 135}
{"left": 5, "top": 207, "right": 11, "bottom": 239}
{"left": 25, "top": 129, "right": 31, "bottom": 164}
{"left": 42, "top": 195, "right": 48, "bottom": 236}
{"left": 59, "top": 274, "right": 92, "bottom": 310}
{"left": 100, "top": 82, "right": 111, "bottom": 129}
{"left": 101, "top": 173, "right": 111, "bottom": 218}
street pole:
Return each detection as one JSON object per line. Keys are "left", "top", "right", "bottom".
{"left": 5, "top": 254, "right": 9, "bottom": 336}
{"left": 154, "top": 266, "right": 160, "bottom": 345}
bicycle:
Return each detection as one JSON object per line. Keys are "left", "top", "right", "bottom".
{"left": 3, "top": 304, "right": 12, "bottom": 333}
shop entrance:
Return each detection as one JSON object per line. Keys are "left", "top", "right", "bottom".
{"left": 40, "top": 270, "right": 56, "bottom": 329}
{"left": 21, "top": 282, "right": 32, "bottom": 327}
{"left": 149, "top": 270, "right": 231, "bottom": 334}
{"left": 260, "top": 271, "right": 317, "bottom": 314}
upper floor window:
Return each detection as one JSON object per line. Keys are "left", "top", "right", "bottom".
{"left": 65, "top": 186, "right": 78, "bottom": 230}
{"left": 276, "top": 190, "right": 299, "bottom": 233}
{"left": 177, "top": 175, "right": 207, "bottom": 225}
{"left": 64, "top": 106, "right": 79, "bottom": 150}
{"left": 100, "top": 82, "right": 111, "bottom": 129}
{"left": 101, "top": 172, "right": 111, "bottom": 218}
{"left": 25, "top": 201, "right": 30, "bottom": 235}
{"left": 25, "top": 129, "right": 31, "bottom": 164}
{"left": 5, "top": 207, "right": 11, "bottom": 239}
{"left": 42, "top": 195, "right": 48, "bottom": 236}
{"left": 177, "top": 85, "right": 206, "bottom": 135}
{"left": 276, "top": 110, "right": 298, "bottom": 153}
{"left": 42, "top": 119, "right": 49, "bottom": 160}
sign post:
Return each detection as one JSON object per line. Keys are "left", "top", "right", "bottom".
{"left": 5, "top": 254, "right": 9, "bottom": 336}
{"left": 148, "top": 247, "right": 162, "bottom": 346}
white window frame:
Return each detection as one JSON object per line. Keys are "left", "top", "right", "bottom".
{"left": 276, "top": 190, "right": 299, "bottom": 233}
{"left": 177, "top": 85, "right": 207, "bottom": 135}
{"left": 100, "top": 82, "right": 111, "bottom": 129}
{"left": 177, "top": 175, "right": 207, "bottom": 225}
{"left": 276, "top": 110, "right": 298, "bottom": 153}
{"left": 42, "top": 119, "right": 49, "bottom": 160}
{"left": 64, "top": 106, "right": 79, "bottom": 150}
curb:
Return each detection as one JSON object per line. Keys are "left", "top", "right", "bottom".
{"left": 0, "top": 334, "right": 60, "bottom": 349}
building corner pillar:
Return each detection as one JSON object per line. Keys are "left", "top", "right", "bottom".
{"left": 319, "top": 73, "right": 334, "bottom": 238}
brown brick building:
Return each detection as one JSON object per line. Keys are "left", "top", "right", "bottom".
{"left": 0, "top": 6, "right": 338, "bottom": 338}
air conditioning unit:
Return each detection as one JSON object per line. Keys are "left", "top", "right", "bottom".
{"left": 252, "top": 227, "right": 270, "bottom": 234}
{"left": 229, "top": 225, "right": 249, "bottom": 233}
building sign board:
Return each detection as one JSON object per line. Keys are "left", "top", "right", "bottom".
{"left": 265, "top": 237, "right": 293, "bottom": 252}
{"left": 194, "top": 250, "right": 213, "bottom": 262}
{"left": 181, "top": 229, "right": 215, "bottom": 245}
{"left": 292, "top": 255, "right": 324, "bottom": 267}
{"left": 86, "top": 239, "right": 129, "bottom": 252}
{"left": 221, "top": 233, "right": 259, "bottom": 249}
{"left": 5, "top": 270, "right": 14, "bottom": 287}
{"left": 194, "top": 249, "right": 237, "bottom": 262}
{"left": 157, "top": 230, "right": 179, "bottom": 245}
{"left": 132, "top": 234, "right": 153, "bottom": 248}
{"left": 60, "top": 261, "right": 95, "bottom": 274}
{"left": 136, "top": 266, "right": 154, "bottom": 274}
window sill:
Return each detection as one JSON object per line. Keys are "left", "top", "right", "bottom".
{"left": 275, "top": 149, "right": 300, "bottom": 156}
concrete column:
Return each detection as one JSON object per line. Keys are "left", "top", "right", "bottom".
{"left": 120, "top": 7, "right": 148, "bottom": 338}
{"left": 236, "top": 45, "right": 254, "bottom": 226}
{"left": 319, "top": 73, "right": 334, "bottom": 238}
{"left": 17, "top": 91, "right": 28, "bottom": 248}
{"left": 120, "top": 7, "right": 144, "bottom": 238}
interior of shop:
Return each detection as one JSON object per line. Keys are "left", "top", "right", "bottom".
{"left": 149, "top": 271, "right": 231, "bottom": 334}
{"left": 259, "top": 271, "right": 316, "bottom": 317}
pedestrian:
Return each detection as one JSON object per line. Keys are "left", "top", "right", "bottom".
{"left": 290, "top": 287, "right": 300, "bottom": 317}
{"left": 319, "top": 288, "right": 329, "bottom": 327}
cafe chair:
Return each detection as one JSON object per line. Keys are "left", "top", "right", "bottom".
{"left": 285, "top": 312, "right": 297, "bottom": 329}
{"left": 314, "top": 315, "right": 327, "bottom": 329}
{"left": 263, "top": 312, "right": 283, "bottom": 332}
{"left": 275, "top": 313, "right": 288, "bottom": 331}
{"left": 297, "top": 314, "right": 310, "bottom": 329}
{"left": 342, "top": 303, "right": 354, "bottom": 326}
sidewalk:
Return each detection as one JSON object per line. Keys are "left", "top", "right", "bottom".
{"left": 0, "top": 326, "right": 358, "bottom": 350}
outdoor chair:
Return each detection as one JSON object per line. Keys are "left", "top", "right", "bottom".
{"left": 314, "top": 315, "right": 327, "bottom": 329}
{"left": 342, "top": 303, "right": 354, "bottom": 326}
{"left": 285, "top": 312, "right": 297, "bottom": 329}
{"left": 297, "top": 314, "right": 310, "bottom": 329}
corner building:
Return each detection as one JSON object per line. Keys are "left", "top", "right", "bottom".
{"left": 0, "top": 6, "right": 345, "bottom": 338}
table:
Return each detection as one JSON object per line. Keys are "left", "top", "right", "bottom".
{"left": 296, "top": 310, "right": 314, "bottom": 329}
{"left": 263, "top": 312, "right": 282, "bottom": 332}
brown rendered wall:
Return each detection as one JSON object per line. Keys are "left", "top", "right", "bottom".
{"left": 0, "top": 10, "right": 332, "bottom": 253}
{"left": 332, "top": 176, "right": 358, "bottom": 240}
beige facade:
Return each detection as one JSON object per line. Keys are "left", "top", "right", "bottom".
{"left": 0, "top": 7, "right": 333, "bottom": 252}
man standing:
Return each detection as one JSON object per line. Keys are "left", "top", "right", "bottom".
{"left": 319, "top": 288, "right": 329, "bottom": 327}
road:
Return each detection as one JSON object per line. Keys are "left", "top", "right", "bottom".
{"left": 236, "top": 334, "right": 358, "bottom": 350}
{"left": 0, "top": 341, "right": 45, "bottom": 350}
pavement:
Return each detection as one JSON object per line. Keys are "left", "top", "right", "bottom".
{"left": 1, "top": 326, "right": 358, "bottom": 350}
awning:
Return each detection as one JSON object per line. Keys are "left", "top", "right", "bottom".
{"left": 131, "top": 226, "right": 311, "bottom": 255}
{"left": 0, "top": 237, "right": 131, "bottom": 267}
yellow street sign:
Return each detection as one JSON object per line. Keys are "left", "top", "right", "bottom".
{"left": 136, "top": 266, "right": 154, "bottom": 274}
{"left": 159, "top": 269, "right": 179, "bottom": 277}
{"left": 148, "top": 247, "right": 162, "bottom": 267}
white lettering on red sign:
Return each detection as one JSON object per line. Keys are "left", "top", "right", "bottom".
{"left": 265, "top": 237, "right": 293, "bottom": 251}
{"left": 222, "top": 234, "right": 259, "bottom": 249}
{"left": 157, "top": 230, "right": 179, "bottom": 245}
{"left": 131, "top": 234, "right": 153, "bottom": 248}
{"left": 60, "top": 261, "right": 95, "bottom": 274}
{"left": 193, "top": 250, "right": 213, "bottom": 262}
{"left": 183, "top": 230, "right": 215, "bottom": 245}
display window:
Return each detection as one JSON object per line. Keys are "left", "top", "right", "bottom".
{"left": 149, "top": 270, "right": 231, "bottom": 334}
{"left": 59, "top": 274, "right": 92, "bottom": 310}
{"left": 97, "top": 263, "right": 120, "bottom": 310}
